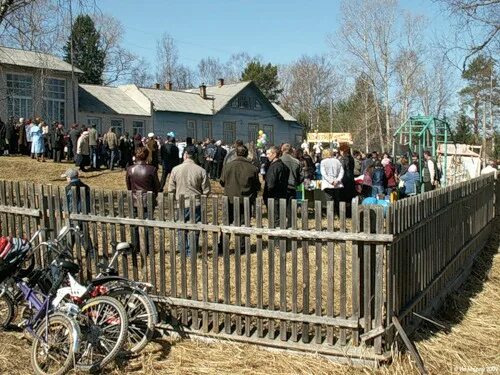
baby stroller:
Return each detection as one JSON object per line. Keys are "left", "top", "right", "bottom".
{"left": 0, "top": 236, "right": 32, "bottom": 284}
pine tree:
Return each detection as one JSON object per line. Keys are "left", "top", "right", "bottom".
{"left": 63, "top": 15, "right": 105, "bottom": 84}
{"left": 459, "top": 55, "right": 497, "bottom": 135}
{"left": 453, "top": 110, "right": 474, "bottom": 144}
{"left": 241, "top": 61, "right": 283, "bottom": 103}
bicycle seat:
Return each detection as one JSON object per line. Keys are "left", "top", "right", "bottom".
{"left": 116, "top": 242, "right": 134, "bottom": 255}
{"left": 56, "top": 260, "right": 80, "bottom": 275}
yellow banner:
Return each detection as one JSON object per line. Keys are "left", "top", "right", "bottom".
{"left": 306, "top": 132, "right": 353, "bottom": 144}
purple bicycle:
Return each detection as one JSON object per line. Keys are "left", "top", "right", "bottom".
{"left": 0, "top": 230, "right": 80, "bottom": 375}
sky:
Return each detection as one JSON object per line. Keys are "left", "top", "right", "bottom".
{"left": 94, "top": 0, "right": 453, "bottom": 71}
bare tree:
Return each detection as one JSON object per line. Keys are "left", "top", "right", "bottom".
{"left": 174, "top": 64, "right": 196, "bottom": 90}
{"left": 394, "top": 14, "right": 426, "bottom": 123}
{"left": 93, "top": 13, "right": 139, "bottom": 84}
{"left": 416, "top": 56, "right": 455, "bottom": 117}
{"left": 130, "top": 57, "right": 153, "bottom": 87}
{"left": 224, "top": 52, "right": 256, "bottom": 83}
{"left": 155, "top": 33, "right": 179, "bottom": 85}
{"left": 435, "top": 0, "right": 500, "bottom": 69}
{"left": 198, "top": 56, "right": 224, "bottom": 85}
{"left": 334, "top": 0, "right": 399, "bottom": 150}
{"left": 0, "top": 0, "right": 68, "bottom": 53}
{"left": 280, "top": 54, "right": 339, "bottom": 133}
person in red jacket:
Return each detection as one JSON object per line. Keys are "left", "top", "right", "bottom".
{"left": 382, "top": 157, "right": 396, "bottom": 195}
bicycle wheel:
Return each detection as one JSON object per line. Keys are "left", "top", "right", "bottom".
{"left": 0, "top": 292, "right": 15, "bottom": 329}
{"left": 107, "top": 287, "right": 158, "bottom": 353}
{"left": 76, "top": 295, "right": 128, "bottom": 372}
{"left": 30, "top": 313, "right": 80, "bottom": 375}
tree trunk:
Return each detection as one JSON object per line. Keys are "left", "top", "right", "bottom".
{"left": 490, "top": 72, "right": 495, "bottom": 154}
{"left": 473, "top": 96, "right": 479, "bottom": 135}
{"left": 364, "top": 90, "right": 369, "bottom": 153}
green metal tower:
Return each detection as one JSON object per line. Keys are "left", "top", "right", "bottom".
{"left": 392, "top": 115, "right": 455, "bottom": 186}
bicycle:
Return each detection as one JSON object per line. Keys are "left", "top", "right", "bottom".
{"left": 1, "top": 227, "right": 129, "bottom": 373}
{"left": 0, "top": 231, "right": 80, "bottom": 375}
{"left": 53, "top": 225, "right": 158, "bottom": 354}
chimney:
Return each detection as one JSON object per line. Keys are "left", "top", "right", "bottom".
{"left": 199, "top": 83, "right": 207, "bottom": 99}
{"left": 154, "top": 83, "right": 160, "bottom": 89}
{"left": 217, "top": 78, "right": 224, "bottom": 87}
{"left": 165, "top": 81, "right": 173, "bottom": 91}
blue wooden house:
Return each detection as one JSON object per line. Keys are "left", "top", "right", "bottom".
{"left": 79, "top": 79, "right": 303, "bottom": 145}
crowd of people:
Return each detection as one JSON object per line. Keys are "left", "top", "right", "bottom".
{"left": 47, "top": 124, "right": 499, "bottom": 257}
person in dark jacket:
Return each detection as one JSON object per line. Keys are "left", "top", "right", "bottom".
{"left": 126, "top": 147, "right": 161, "bottom": 209}
{"left": 119, "top": 132, "right": 134, "bottom": 168}
{"left": 160, "top": 135, "right": 180, "bottom": 190}
{"left": 62, "top": 168, "right": 91, "bottom": 213}
{"left": 280, "top": 143, "right": 301, "bottom": 227}
{"left": 264, "top": 146, "right": 289, "bottom": 228}
{"left": 61, "top": 168, "right": 93, "bottom": 254}
{"left": 52, "top": 123, "right": 65, "bottom": 163}
{"left": 68, "top": 124, "right": 81, "bottom": 161}
{"left": 295, "top": 148, "right": 315, "bottom": 182}
{"left": 0, "top": 119, "right": 6, "bottom": 155}
{"left": 213, "top": 140, "right": 227, "bottom": 180}
{"left": 126, "top": 147, "right": 161, "bottom": 255}
{"left": 204, "top": 139, "right": 217, "bottom": 177}
{"left": 339, "top": 144, "right": 356, "bottom": 205}
{"left": 182, "top": 137, "right": 199, "bottom": 165}
{"left": 371, "top": 161, "right": 386, "bottom": 198}
{"left": 220, "top": 144, "right": 260, "bottom": 225}
{"left": 5, "top": 117, "right": 17, "bottom": 155}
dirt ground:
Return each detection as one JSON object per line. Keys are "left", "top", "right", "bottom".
{"left": 0, "top": 156, "right": 499, "bottom": 374}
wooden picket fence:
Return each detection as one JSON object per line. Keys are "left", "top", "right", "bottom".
{"left": 0, "top": 172, "right": 497, "bottom": 366}
{"left": 385, "top": 173, "right": 498, "bottom": 339}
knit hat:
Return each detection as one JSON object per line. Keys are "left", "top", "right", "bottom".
{"left": 60, "top": 168, "right": 79, "bottom": 179}
{"left": 148, "top": 132, "right": 155, "bottom": 138}
{"left": 408, "top": 164, "right": 417, "bottom": 173}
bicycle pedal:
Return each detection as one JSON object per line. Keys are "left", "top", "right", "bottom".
{"left": 17, "top": 319, "right": 28, "bottom": 329}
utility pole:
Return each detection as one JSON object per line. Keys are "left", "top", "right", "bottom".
{"left": 483, "top": 102, "right": 487, "bottom": 167}
{"left": 69, "top": 0, "right": 77, "bottom": 124}
{"left": 329, "top": 97, "right": 333, "bottom": 148}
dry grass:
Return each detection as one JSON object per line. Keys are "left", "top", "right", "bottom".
{"left": 0, "top": 229, "right": 498, "bottom": 375}
{"left": 0, "top": 155, "right": 225, "bottom": 194}
{"left": 0, "top": 156, "right": 498, "bottom": 374}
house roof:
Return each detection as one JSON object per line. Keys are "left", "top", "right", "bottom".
{"left": 140, "top": 87, "right": 213, "bottom": 115}
{"left": 143, "top": 81, "right": 298, "bottom": 121}
{"left": 0, "top": 46, "right": 83, "bottom": 73}
{"left": 79, "top": 84, "right": 150, "bottom": 116}
{"left": 271, "top": 103, "right": 297, "bottom": 122}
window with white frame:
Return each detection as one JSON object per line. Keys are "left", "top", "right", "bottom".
{"left": 43, "top": 78, "right": 65, "bottom": 124}
{"left": 111, "top": 118, "right": 124, "bottom": 136}
{"left": 6, "top": 73, "right": 33, "bottom": 120}
{"left": 187, "top": 120, "right": 197, "bottom": 140}
{"left": 223, "top": 122, "right": 236, "bottom": 144}
{"left": 87, "top": 117, "right": 102, "bottom": 134}
{"left": 202, "top": 120, "right": 212, "bottom": 139}
{"left": 132, "top": 121, "right": 144, "bottom": 137}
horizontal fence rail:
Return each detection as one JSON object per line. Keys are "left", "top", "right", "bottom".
{"left": 0, "top": 173, "right": 497, "bottom": 365}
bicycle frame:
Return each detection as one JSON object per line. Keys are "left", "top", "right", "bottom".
{"left": 14, "top": 278, "right": 80, "bottom": 353}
